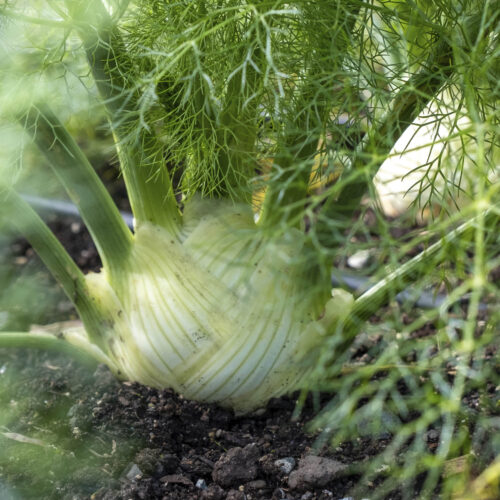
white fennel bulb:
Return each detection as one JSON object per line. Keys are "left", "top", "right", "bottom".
{"left": 69, "top": 197, "right": 353, "bottom": 411}
{"left": 374, "top": 85, "right": 499, "bottom": 220}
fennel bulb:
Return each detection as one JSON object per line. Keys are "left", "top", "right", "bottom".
{"left": 374, "top": 89, "right": 499, "bottom": 221}
{"left": 59, "top": 196, "right": 353, "bottom": 411}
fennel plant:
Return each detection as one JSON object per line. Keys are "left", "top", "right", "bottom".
{"left": 0, "top": 0, "right": 499, "bottom": 495}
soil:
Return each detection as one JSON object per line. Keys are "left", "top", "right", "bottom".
{"left": 0, "top": 350, "right": 363, "bottom": 500}
{"left": 0, "top": 211, "right": 497, "bottom": 500}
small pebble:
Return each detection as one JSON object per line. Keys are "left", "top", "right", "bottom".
{"left": 70, "top": 221, "right": 82, "bottom": 233}
{"left": 347, "top": 249, "right": 372, "bottom": 269}
{"left": 426, "top": 429, "right": 439, "bottom": 441}
{"left": 288, "top": 456, "right": 346, "bottom": 490}
{"left": 212, "top": 444, "right": 259, "bottom": 487}
{"left": 196, "top": 478, "right": 208, "bottom": 490}
{"left": 275, "top": 457, "right": 296, "bottom": 474}
{"left": 246, "top": 479, "right": 266, "bottom": 489}
{"left": 125, "top": 463, "right": 143, "bottom": 481}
